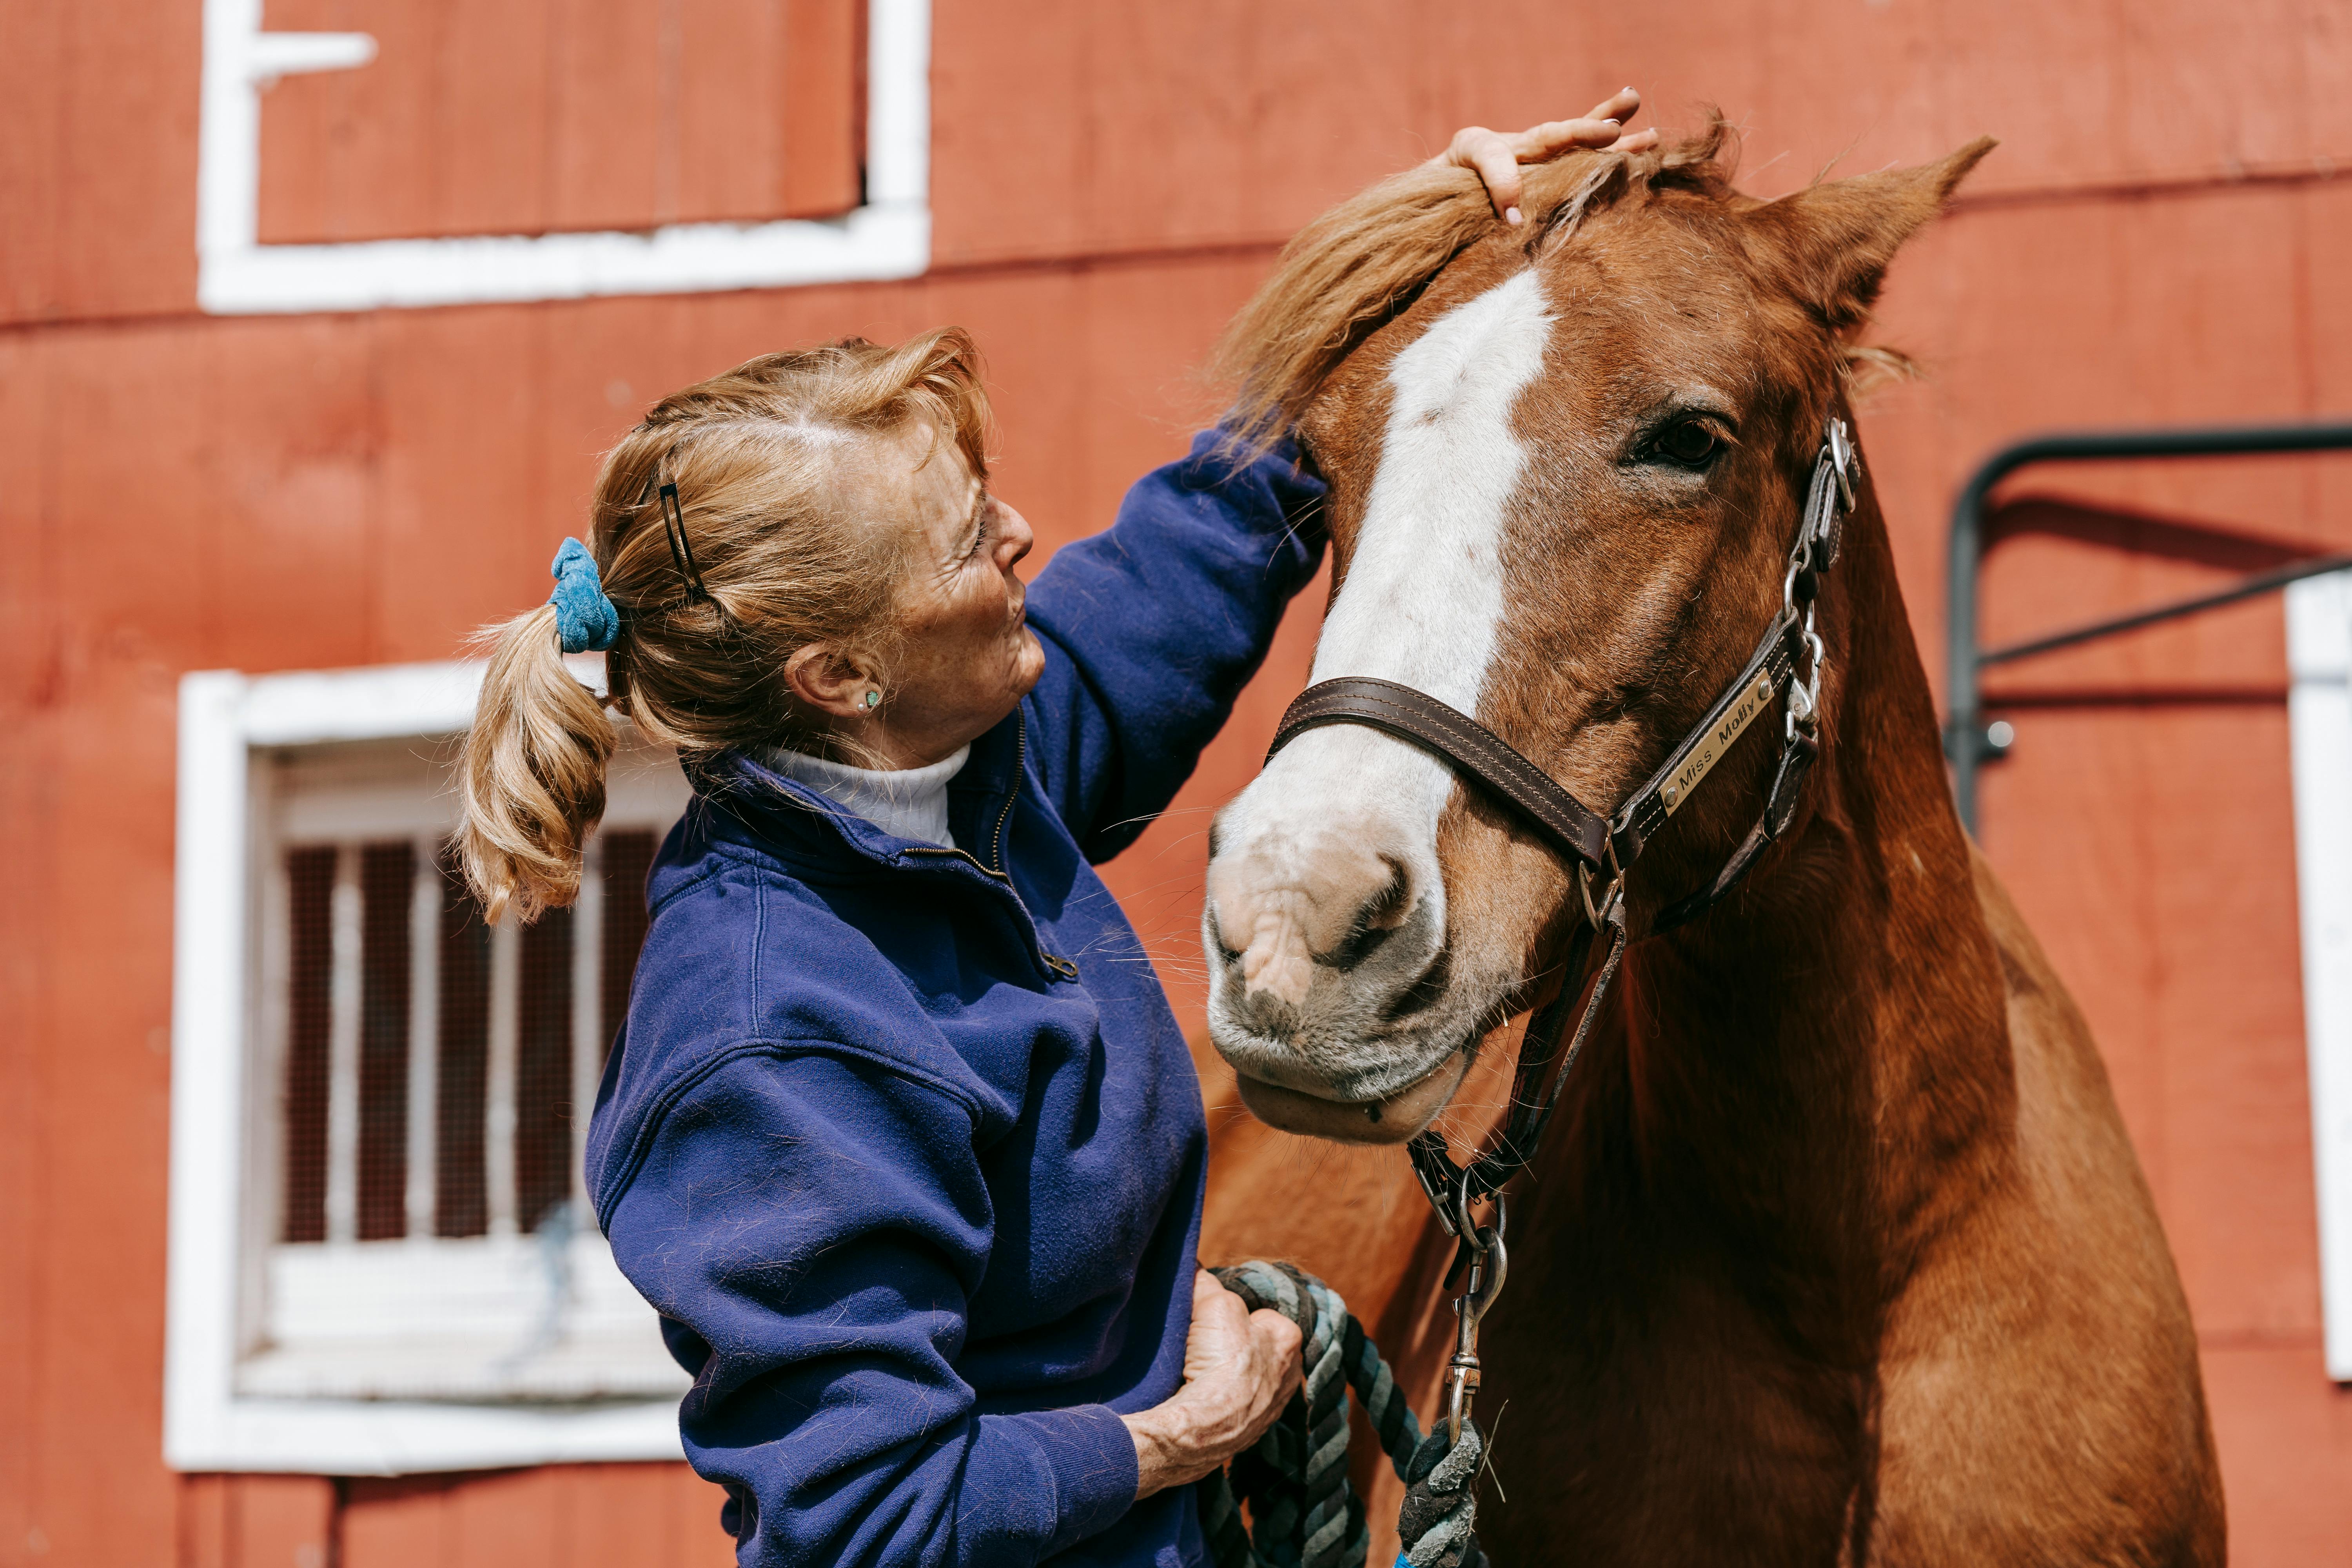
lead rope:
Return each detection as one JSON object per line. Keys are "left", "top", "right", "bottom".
{"left": 1200, "top": 1261, "right": 1492, "bottom": 1568}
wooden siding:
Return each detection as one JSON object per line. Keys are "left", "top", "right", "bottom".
{"left": 1, "top": 3, "right": 2349, "bottom": 1564}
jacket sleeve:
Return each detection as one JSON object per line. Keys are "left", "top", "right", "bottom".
{"left": 1020, "top": 429, "right": 1327, "bottom": 862}
{"left": 601, "top": 1044, "right": 1140, "bottom": 1567}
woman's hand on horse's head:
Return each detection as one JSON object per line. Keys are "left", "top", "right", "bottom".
{"left": 1124, "top": 1270, "right": 1305, "bottom": 1499}
{"left": 1434, "top": 87, "right": 1663, "bottom": 225}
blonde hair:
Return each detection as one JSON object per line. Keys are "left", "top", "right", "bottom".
{"left": 459, "top": 328, "right": 995, "bottom": 922}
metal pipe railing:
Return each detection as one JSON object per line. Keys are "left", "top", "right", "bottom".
{"left": 1944, "top": 419, "right": 2352, "bottom": 831}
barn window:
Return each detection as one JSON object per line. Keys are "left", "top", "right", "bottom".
{"left": 195, "top": 0, "right": 931, "bottom": 313}
{"left": 167, "top": 661, "right": 691, "bottom": 1472}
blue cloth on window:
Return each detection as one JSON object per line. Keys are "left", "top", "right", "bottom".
{"left": 585, "top": 432, "right": 1327, "bottom": 1567}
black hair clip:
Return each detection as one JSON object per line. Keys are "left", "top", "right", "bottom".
{"left": 657, "top": 481, "right": 711, "bottom": 603}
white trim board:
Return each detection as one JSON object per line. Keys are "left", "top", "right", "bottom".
{"left": 196, "top": 0, "right": 931, "bottom": 314}
{"left": 166, "top": 659, "right": 688, "bottom": 1473}
{"left": 2287, "top": 569, "right": 2352, "bottom": 1382}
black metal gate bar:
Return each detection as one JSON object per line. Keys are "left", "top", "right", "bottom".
{"left": 1943, "top": 419, "right": 2352, "bottom": 831}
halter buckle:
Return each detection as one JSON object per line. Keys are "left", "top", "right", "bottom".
{"left": 1444, "top": 1195, "right": 1508, "bottom": 1444}
{"left": 1825, "top": 417, "right": 1858, "bottom": 512}
{"left": 1784, "top": 598, "right": 1829, "bottom": 745}
{"left": 1408, "top": 1134, "right": 1468, "bottom": 1236}
{"left": 1577, "top": 843, "right": 1625, "bottom": 931}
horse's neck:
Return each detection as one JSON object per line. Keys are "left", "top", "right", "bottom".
{"left": 1610, "top": 478, "right": 2016, "bottom": 1276}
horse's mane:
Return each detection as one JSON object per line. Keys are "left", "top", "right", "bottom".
{"left": 1211, "top": 120, "right": 1745, "bottom": 458}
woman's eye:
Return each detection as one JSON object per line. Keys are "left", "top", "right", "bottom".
{"left": 1651, "top": 419, "right": 1722, "bottom": 467}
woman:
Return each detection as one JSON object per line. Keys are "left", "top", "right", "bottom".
{"left": 460, "top": 99, "right": 1655, "bottom": 1566}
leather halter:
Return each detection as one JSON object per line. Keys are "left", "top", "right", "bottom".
{"left": 1261, "top": 417, "right": 1861, "bottom": 1232}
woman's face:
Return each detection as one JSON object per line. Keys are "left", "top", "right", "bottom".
{"left": 811, "top": 421, "right": 1045, "bottom": 768}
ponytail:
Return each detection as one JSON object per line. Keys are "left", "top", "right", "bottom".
{"left": 459, "top": 602, "right": 617, "bottom": 923}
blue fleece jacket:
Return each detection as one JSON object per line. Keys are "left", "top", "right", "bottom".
{"left": 584, "top": 432, "right": 1327, "bottom": 1568}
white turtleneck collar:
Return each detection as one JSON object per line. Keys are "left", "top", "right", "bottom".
{"left": 757, "top": 743, "right": 970, "bottom": 849}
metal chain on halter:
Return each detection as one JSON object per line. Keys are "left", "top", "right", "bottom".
{"left": 1200, "top": 1262, "right": 1488, "bottom": 1568}
{"left": 1781, "top": 415, "right": 1852, "bottom": 755}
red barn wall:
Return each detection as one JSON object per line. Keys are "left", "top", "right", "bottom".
{"left": 2, "top": 2, "right": 2348, "bottom": 1563}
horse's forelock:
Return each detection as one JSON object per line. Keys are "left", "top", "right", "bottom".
{"left": 1211, "top": 116, "right": 1743, "bottom": 463}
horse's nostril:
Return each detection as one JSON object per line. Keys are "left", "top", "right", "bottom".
{"left": 1205, "top": 904, "right": 1240, "bottom": 965}
{"left": 1379, "top": 946, "right": 1452, "bottom": 1024}
{"left": 1325, "top": 924, "right": 1393, "bottom": 971}
{"left": 1361, "top": 859, "right": 1412, "bottom": 932}
{"left": 1325, "top": 861, "right": 1415, "bottom": 971}
{"left": 1206, "top": 832, "right": 1429, "bottom": 1009}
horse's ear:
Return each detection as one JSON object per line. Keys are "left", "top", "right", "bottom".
{"left": 1752, "top": 137, "right": 1996, "bottom": 337}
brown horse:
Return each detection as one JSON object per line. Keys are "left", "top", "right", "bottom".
{"left": 1193, "top": 125, "right": 2225, "bottom": 1563}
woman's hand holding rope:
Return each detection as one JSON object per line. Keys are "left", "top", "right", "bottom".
{"left": 1126, "top": 1270, "right": 1305, "bottom": 1499}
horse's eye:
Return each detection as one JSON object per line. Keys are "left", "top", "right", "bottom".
{"left": 1652, "top": 419, "right": 1722, "bottom": 467}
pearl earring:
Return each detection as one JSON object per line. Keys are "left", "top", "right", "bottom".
{"left": 861, "top": 690, "right": 882, "bottom": 711}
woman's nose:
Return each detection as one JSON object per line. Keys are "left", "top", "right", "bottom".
{"left": 994, "top": 500, "right": 1035, "bottom": 568}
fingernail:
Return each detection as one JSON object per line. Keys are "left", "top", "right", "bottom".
{"left": 1505, "top": 206, "right": 1523, "bottom": 225}
{"left": 1622, "top": 85, "right": 1635, "bottom": 94}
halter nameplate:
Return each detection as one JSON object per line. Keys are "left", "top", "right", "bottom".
{"left": 1660, "top": 668, "right": 1781, "bottom": 815}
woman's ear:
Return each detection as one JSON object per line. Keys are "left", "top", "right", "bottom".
{"left": 785, "top": 642, "right": 882, "bottom": 719}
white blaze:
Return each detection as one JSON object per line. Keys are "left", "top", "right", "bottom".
{"left": 1209, "top": 270, "right": 1553, "bottom": 1016}
{"left": 1314, "top": 267, "right": 1553, "bottom": 702}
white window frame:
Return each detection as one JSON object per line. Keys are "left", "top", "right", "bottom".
{"left": 167, "top": 661, "right": 688, "bottom": 1473}
{"left": 2288, "top": 569, "right": 2352, "bottom": 1382}
{"left": 196, "top": 0, "right": 930, "bottom": 315}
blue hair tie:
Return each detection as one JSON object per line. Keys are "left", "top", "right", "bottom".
{"left": 549, "top": 537, "right": 621, "bottom": 653}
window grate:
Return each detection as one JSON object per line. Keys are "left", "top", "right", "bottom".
{"left": 279, "top": 831, "right": 653, "bottom": 1247}
{"left": 239, "top": 721, "right": 687, "bottom": 1407}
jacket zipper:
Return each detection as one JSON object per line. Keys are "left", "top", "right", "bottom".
{"left": 902, "top": 718, "right": 1079, "bottom": 983}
